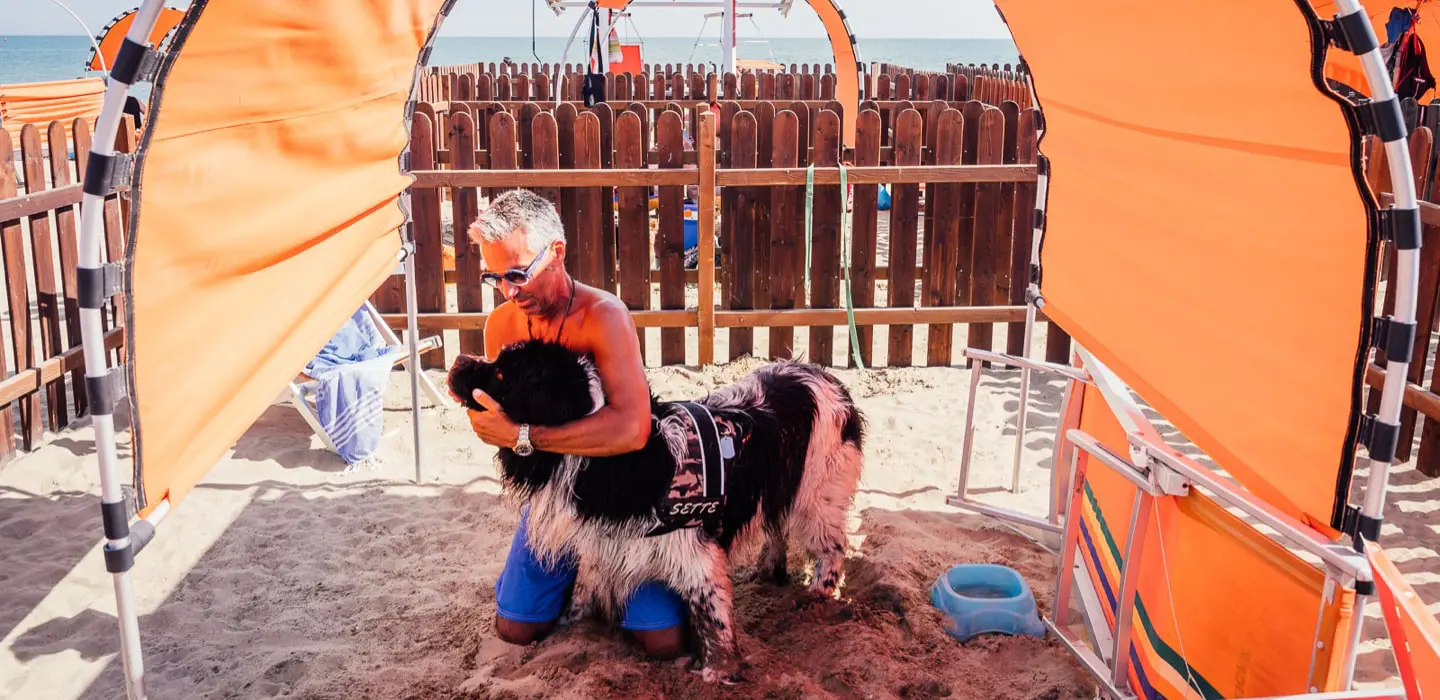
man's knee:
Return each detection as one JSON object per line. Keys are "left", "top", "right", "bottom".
{"left": 631, "top": 626, "right": 686, "bottom": 660}
{"left": 496, "top": 617, "right": 554, "bottom": 646}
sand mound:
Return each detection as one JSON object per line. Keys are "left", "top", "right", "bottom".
{"left": 303, "top": 506, "right": 1088, "bottom": 700}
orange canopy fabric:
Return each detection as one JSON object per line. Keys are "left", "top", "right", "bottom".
{"left": 87, "top": 6, "right": 187, "bottom": 73}
{"left": 609, "top": 44, "right": 644, "bottom": 75}
{"left": 1073, "top": 378, "right": 1357, "bottom": 698}
{"left": 0, "top": 79, "right": 104, "bottom": 139}
{"left": 127, "top": 0, "right": 447, "bottom": 515}
{"left": 995, "top": 0, "right": 1372, "bottom": 536}
{"left": 1368, "top": 542, "right": 1440, "bottom": 700}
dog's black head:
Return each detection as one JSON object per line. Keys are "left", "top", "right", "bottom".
{"left": 446, "top": 339, "right": 600, "bottom": 428}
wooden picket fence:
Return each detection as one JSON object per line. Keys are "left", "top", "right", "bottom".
{"left": 374, "top": 96, "right": 1072, "bottom": 372}
{"left": 0, "top": 118, "right": 133, "bottom": 463}
{"left": 1366, "top": 111, "right": 1440, "bottom": 478}
{"left": 419, "top": 63, "right": 1034, "bottom": 109}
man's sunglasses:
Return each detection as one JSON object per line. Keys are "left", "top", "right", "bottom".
{"left": 480, "top": 248, "right": 550, "bottom": 288}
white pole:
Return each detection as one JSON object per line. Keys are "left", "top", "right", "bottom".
{"left": 1330, "top": 0, "right": 1419, "bottom": 688}
{"left": 403, "top": 246, "right": 425, "bottom": 484}
{"left": 1012, "top": 150, "right": 1049, "bottom": 492}
{"left": 77, "top": 1, "right": 168, "bottom": 697}
{"left": 555, "top": 5, "right": 591, "bottom": 106}
{"left": 721, "top": 0, "right": 737, "bottom": 74}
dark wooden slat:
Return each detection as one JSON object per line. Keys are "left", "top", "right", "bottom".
{"left": 967, "top": 107, "right": 1004, "bottom": 363}
{"left": 554, "top": 103, "right": 577, "bottom": 243}
{"left": 770, "top": 110, "right": 801, "bottom": 360}
{"left": 48, "top": 122, "right": 86, "bottom": 417}
{"left": 957, "top": 100, "right": 985, "bottom": 307}
{"left": 922, "top": 100, "right": 945, "bottom": 276}
{"left": 532, "top": 110, "right": 563, "bottom": 211}
{"left": 627, "top": 102, "right": 650, "bottom": 156}
{"left": 0, "top": 132, "right": 17, "bottom": 452}
{"left": 696, "top": 111, "right": 717, "bottom": 365}
{"left": 19, "top": 125, "right": 67, "bottom": 430}
{"left": 925, "top": 109, "right": 964, "bottom": 366}
{"left": 594, "top": 103, "right": 618, "bottom": 293}
{"left": 888, "top": 109, "right": 923, "bottom": 367}
{"left": 520, "top": 102, "right": 542, "bottom": 168}
{"left": 809, "top": 110, "right": 842, "bottom": 366}
{"left": 0, "top": 130, "right": 36, "bottom": 450}
{"left": 997, "top": 101, "right": 1021, "bottom": 351}
{"left": 728, "top": 111, "right": 758, "bottom": 361}
{"left": 1008, "top": 109, "right": 1039, "bottom": 356}
{"left": 411, "top": 114, "right": 447, "bottom": 369}
{"left": 615, "top": 111, "right": 651, "bottom": 362}
{"left": 450, "top": 111, "right": 484, "bottom": 356}
{"left": 850, "top": 109, "right": 882, "bottom": 368}
{"left": 573, "top": 112, "right": 605, "bottom": 287}
{"left": 754, "top": 102, "right": 776, "bottom": 329}
{"left": 656, "top": 112, "right": 687, "bottom": 365}
{"left": 488, "top": 111, "right": 519, "bottom": 312}
{"left": 719, "top": 103, "right": 740, "bottom": 308}
{"left": 380, "top": 305, "right": 1031, "bottom": 331}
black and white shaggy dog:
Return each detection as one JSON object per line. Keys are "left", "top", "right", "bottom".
{"left": 447, "top": 339, "right": 865, "bottom": 681}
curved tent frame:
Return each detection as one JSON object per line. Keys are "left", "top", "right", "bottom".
{"left": 70, "top": 0, "right": 1431, "bottom": 698}
{"left": 550, "top": 0, "right": 862, "bottom": 146}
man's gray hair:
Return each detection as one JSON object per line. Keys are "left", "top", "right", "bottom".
{"left": 468, "top": 189, "right": 565, "bottom": 254}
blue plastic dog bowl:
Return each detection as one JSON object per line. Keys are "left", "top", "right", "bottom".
{"left": 930, "top": 563, "right": 1046, "bottom": 642}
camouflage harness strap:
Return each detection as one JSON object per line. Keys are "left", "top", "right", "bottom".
{"left": 646, "top": 402, "right": 739, "bottom": 538}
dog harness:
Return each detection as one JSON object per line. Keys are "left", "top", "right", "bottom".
{"left": 646, "top": 402, "right": 743, "bottom": 538}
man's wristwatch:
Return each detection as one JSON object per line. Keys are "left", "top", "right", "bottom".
{"left": 514, "top": 424, "right": 534, "bottom": 456}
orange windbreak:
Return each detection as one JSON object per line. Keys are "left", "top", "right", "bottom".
{"left": 805, "top": 0, "right": 859, "bottom": 148}
{"left": 1072, "top": 379, "right": 1357, "bottom": 698}
{"left": 128, "top": 0, "right": 447, "bottom": 514}
{"left": 86, "top": 7, "right": 187, "bottom": 72}
{"left": 995, "top": 0, "right": 1371, "bottom": 536}
{"left": 1368, "top": 543, "right": 1440, "bottom": 700}
{"left": 0, "top": 79, "right": 104, "bottom": 139}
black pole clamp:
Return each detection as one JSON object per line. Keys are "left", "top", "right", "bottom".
{"left": 77, "top": 263, "right": 124, "bottom": 310}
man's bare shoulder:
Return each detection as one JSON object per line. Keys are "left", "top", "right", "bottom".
{"left": 576, "top": 284, "right": 633, "bottom": 327}
{"left": 484, "top": 302, "right": 525, "bottom": 354}
{"left": 569, "top": 284, "right": 637, "bottom": 349}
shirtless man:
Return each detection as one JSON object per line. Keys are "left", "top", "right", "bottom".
{"left": 455, "top": 189, "right": 687, "bottom": 659}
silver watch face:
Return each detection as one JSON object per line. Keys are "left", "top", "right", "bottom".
{"left": 514, "top": 442, "right": 533, "bottom": 456}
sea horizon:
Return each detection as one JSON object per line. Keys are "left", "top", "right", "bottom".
{"left": 0, "top": 34, "right": 1020, "bottom": 86}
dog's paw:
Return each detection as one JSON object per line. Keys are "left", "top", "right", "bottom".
{"left": 700, "top": 661, "right": 747, "bottom": 685}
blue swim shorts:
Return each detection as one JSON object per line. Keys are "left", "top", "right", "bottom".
{"left": 495, "top": 505, "right": 688, "bottom": 632}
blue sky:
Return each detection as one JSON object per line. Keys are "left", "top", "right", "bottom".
{"left": 1, "top": 0, "right": 1012, "bottom": 39}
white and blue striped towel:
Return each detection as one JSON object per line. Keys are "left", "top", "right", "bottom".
{"left": 304, "top": 307, "right": 398, "bottom": 466}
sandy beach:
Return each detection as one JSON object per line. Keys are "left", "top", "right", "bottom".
{"left": 0, "top": 317, "right": 1116, "bottom": 699}
{"left": 0, "top": 312, "right": 1431, "bottom": 699}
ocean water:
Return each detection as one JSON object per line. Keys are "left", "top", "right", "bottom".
{"left": 0, "top": 34, "right": 1020, "bottom": 88}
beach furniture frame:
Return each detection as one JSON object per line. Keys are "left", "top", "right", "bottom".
{"left": 286, "top": 299, "right": 446, "bottom": 456}
{"left": 946, "top": 0, "right": 1437, "bottom": 696}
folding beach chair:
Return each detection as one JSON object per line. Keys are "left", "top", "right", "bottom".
{"left": 286, "top": 300, "right": 445, "bottom": 454}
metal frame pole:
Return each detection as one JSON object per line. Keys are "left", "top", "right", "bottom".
{"left": 76, "top": 2, "right": 171, "bottom": 697}
{"left": 721, "top": 0, "right": 737, "bottom": 74}
{"left": 1330, "top": 0, "right": 1422, "bottom": 690}
{"left": 401, "top": 244, "right": 425, "bottom": 484}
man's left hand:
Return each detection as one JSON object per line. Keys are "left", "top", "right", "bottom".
{"left": 467, "top": 390, "right": 521, "bottom": 448}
